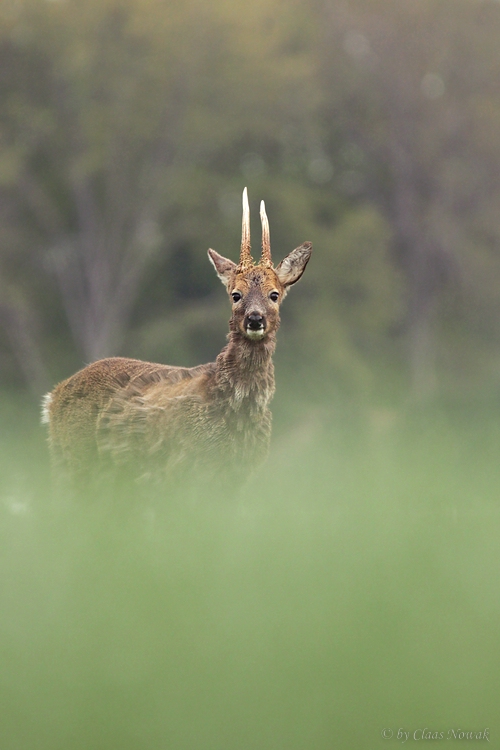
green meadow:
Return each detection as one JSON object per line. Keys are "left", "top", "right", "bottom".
{"left": 1, "top": 394, "right": 497, "bottom": 749}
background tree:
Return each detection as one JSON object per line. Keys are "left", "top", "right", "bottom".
{"left": 316, "top": 0, "right": 500, "bottom": 398}
{"left": 2, "top": 0, "right": 500, "bottom": 410}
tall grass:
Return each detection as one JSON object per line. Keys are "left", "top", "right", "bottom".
{"left": 0, "top": 393, "right": 498, "bottom": 749}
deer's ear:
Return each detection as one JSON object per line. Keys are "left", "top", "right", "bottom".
{"left": 275, "top": 242, "right": 312, "bottom": 288}
{"left": 208, "top": 249, "right": 237, "bottom": 287}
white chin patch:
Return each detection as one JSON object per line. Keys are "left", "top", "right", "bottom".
{"left": 245, "top": 328, "right": 266, "bottom": 340}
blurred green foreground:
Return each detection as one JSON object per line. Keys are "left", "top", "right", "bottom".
{"left": 0, "top": 395, "right": 498, "bottom": 750}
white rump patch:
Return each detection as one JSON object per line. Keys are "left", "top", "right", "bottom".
{"left": 41, "top": 392, "right": 52, "bottom": 424}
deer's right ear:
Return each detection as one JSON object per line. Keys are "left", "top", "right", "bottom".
{"left": 208, "top": 249, "right": 237, "bottom": 287}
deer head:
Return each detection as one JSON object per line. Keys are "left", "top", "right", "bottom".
{"left": 208, "top": 188, "right": 312, "bottom": 341}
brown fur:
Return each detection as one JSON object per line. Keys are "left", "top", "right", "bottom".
{"left": 43, "top": 193, "right": 311, "bottom": 489}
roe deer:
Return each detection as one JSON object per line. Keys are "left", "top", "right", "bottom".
{"left": 42, "top": 189, "right": 312, "bottom": 486}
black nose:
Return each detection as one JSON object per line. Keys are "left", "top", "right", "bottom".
{"left": 247, "top": 313, "right": 264, "bottom": 330}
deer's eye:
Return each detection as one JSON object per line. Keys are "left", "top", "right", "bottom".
{"left": 231, "top": 291, "right": 242, "bottom": 303}
{"left": 269, "top": 291, "right": 279, "bottom": 303}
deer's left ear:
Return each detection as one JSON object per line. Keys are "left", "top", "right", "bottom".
{"left": 275, "top": 242, "right": 312, "bottom": 287}
{"left": 208, "top": 249, "right": 237, "bottom": 287}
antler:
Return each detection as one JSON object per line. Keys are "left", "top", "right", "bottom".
{"left": 239, "top": 187, "right": 253, "bottom": 270}
{"left": 260, "top": 200, "right": 272, "bottom": 267}
{"left": 238, "top": 189, "right": 272, "bottom": 270}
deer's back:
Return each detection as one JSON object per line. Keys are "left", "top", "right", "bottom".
{"left": 46, "top": 357, "right": 215, "bottom": 478}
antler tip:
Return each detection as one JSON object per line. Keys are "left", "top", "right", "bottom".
{"left": 259, "top": 198, "right": 272, "bottom": 267}
{"left": 239, "top": 187, "right": 252, "bottom": 268}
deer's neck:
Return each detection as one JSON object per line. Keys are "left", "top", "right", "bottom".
{"left": 214, "top": 331, "right": 276, "bottom": 412}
